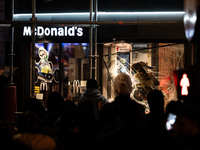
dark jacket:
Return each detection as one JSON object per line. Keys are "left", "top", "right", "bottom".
{"left": 79, "top": 88, "right": 109, "bottom": 105}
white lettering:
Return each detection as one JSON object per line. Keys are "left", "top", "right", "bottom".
{"left": 58, "top": 28, "right": 64, "bottom": 36}
{"left": 51, "top": 28, "right": 57, "bottom": 36}
{"left": 45, "top": 28, "right": 50, "bottom": 36}
{"left": 23, "top": 26, "right": 32, "bottom": 36}
{"left": 37, "top": 26, "right": 44, "bottom": 36}
{"left": 65, "top": 27, "right": 68, "bottom": 36}
{"left": 77, "top": 28, "right": 83, "bottom": 36}
{"left": 23, "top": 26, "right": 83, "bottom": 37}
{"left": 68, "top": 27, "right": 75, "bottom": 36}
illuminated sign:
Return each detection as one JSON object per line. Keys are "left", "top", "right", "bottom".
{"left": 173, "top": 69, "right": 199, "bottom": 103}
{"left": 35, "top": 86, "right": 40, "bottom": 93}
{"left": 23, "top": 26, "right": 83, "bottom": 37}
{"left": 116, "top": 43, "right": 132, "bottom": 52}
{"left": 40, "top": 81, "right": 48, "bottom": 91}
{"left": 180, "top": 73, "right": 190, "bottom": 96}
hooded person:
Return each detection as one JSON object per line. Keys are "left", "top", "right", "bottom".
{"left": 95, "top": 73, "right": 150, "bottom": 150}
{"left": 79, "top": 79, "right": 109, "bottom": 109}
{"left": 112, "top": 73, "right": 145, "bottom": 121}
{"left": 114, "top": 73, "right": 133, "bottom": 97}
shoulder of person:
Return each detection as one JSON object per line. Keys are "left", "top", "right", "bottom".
{"left": 101, "top": 95, "right": 109, "bottom": 103}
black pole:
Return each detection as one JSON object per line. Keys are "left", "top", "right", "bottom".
{"left": 31, "top": 0, "right": 36, "bottom": 98}
{"left": 9, "top": 0, "right": 14, "bottom": 85}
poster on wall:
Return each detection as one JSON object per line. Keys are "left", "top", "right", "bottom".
{"left": 34, "top": 43, "right": 60, "bottom": 97}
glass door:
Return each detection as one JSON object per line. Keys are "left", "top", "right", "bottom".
{"left": 62, "top": 43, "right": 90, "bottom": 102}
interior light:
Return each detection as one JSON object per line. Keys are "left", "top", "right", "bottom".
{"left": 13, "top": 11, "right": 185, "bottom": 17}
{"left": 98, "top": 11, "right": 185, "bottom": 15}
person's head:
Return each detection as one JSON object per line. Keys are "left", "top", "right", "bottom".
{"left": 147, "top": 89, "right": 164, "bottom": 113}
{"left": 0, "top": 65, "right": 4, "bottom": 76}
{"left": 165, "top": 100, "right": 183, "bottom": 115}
{"left": 47, "top": 91, "right": 64, "bottom": 113}
{"left": 59, "top": 107, "right": 81, "bottom": 133}
{"left": 114, "top": 73, "right": 133, "bottom": 97}
{"left": 86, "top": 78, "right": 99, "bottom": 89}
{"left": 23, "top": 97, "right": 46, "bottom": 120}
{"left": 17, "top": 111, "right": 41, "bottom": 134}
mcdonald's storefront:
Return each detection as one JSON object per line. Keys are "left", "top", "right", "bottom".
{"left": 12, "top": 8, "right": 189, "bottom": 111}
{"left": 15, "top": 25, "right": 91, "bottom": 109}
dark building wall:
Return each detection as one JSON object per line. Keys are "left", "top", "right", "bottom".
{"left": 97, "top": 24, "right": 186, "bottom": 43}
{"left": 14, "top": 0, "right": 184, "bottom": 13}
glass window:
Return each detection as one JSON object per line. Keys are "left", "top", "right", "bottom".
{"left": 33, "top": 43, "right": 90, "bottom": 107}
{"left": 34, "top": 43, "right": 60, "bottom": 107}
{"left": 62, "top": 43, "right": 90, "bottom": 102}
{"left": 103, "top": 43, "right": 184, "bottom": 112}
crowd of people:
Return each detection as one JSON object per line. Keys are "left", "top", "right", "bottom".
{"left": 1, "top": 73, "right": 200, "bottom": 150}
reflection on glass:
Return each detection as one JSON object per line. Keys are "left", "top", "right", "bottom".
{"left": 62, "top": 43, "right": 90, "bottom": 101}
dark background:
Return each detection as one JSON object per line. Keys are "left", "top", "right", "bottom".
{"left": 7, "top": 0, "right": 184, "bottom": 14}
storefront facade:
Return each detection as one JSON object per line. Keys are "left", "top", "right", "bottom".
{"left": 3, "top": 0, "right": 190, "bottom": 111}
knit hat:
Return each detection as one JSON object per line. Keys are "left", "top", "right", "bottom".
{"left": 114, "top": 73, "right": 133, "bottom": 97}
{"left": 87, "top": 79, "right": 99, "bottom": 89}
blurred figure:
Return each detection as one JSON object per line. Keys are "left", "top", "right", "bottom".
{"left": 15, "top": 111, "right": 42, "bottom": 134}
{"left": 61, "top": 99, "right": 76, "bottom": 113}
{"left": 112, "top": 73, "right": 145, "bottom": 123}
{"left": 145, "top": 89, "right": 166, "bottom": 134}
{"left": 98, "top": 102, "right": 121, "bottom": 128}
{"left": 0, "top": 65, "right": 9, "bottom": 120}
{"left": 99, "top": 73, "right": 135, "bottom": 128}
{"left": 165, "top": 100, "right": 183, "bottom": 115}
{"left": 78, "top": 99, "right": 99, "bottom": 121}
{"left": 0, "top": 128, "right": 15, "bottom": 149}
{"left": 77, "top": 99, "right": 103, "bottom": 150}
{"left": 15, "top": 97, "right": 46, "bottom": 134}
{"left": 12, "top": 132, "right": 58, "bottom": 150}
{"left": 79, "top": 78, "right": 109, "bottom": 110}
{"left": 169, "top": 105, "right": 200, "bottom": 150}
{"left": 94, "top": 73, "right": 156, "bottom": 150}
{"left": 45, "top": 91, "right": 64, "bottom": 127}
{"left": 12, "top": 97, "right": 58, "bottom": 150}
{"left": 23, "top": 97, "right": 46, "bottom": 122}
{"left": 55, "top": 107, "right": 81, "bottom": 150}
